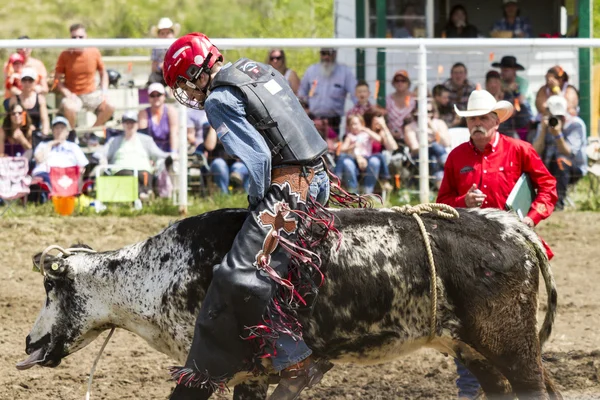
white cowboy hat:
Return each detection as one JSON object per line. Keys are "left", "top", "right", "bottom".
{"left": 150, "top": 18, "right": 181, "bottom": 37}
{"left": 454, "top": 90, "right": 514, "bottom": 123}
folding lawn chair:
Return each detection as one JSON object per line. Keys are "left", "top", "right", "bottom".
{"left": 0, "top": 157, "right": 32, "bottom": 216}
{"left": 94, "top": 165, "right": 141, "bottom": 213}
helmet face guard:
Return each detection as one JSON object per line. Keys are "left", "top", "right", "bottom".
{"left": 172, "top": 52, "right": 215, "bottom": 110}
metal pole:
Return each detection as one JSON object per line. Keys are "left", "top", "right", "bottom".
{"left": 418, "top": 44, "right": 429, "bottom": 204}
{"left": 177, "top": 103, "right": 188, "bottom": 215}
{"left": 426, "top": 0, "right": 434, "bottom": 38}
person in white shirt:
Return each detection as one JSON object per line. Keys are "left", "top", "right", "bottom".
{"left": 33, "top": 116, "right": 88, "bottom": 189}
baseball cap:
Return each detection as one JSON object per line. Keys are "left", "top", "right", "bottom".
{"left": 393, "top": 69, "right": 410, "bottom": 81}
{"left": 9, "top": 53, "right": 24, "bottom": 64}
{"left": 148, "top": 82, "right": 166, "bottom": 95}
{"left": 547, "top": 95, "right": 567, "bottom": 116}
{"left": 20, "top": 68, "right": 37, "bottom": 80}
{"left": 503, "top": 0, "right": 517, "bottom": 4}
{"left": 122, "top": 110, "right": 138, "bottom": 122}
{"left": 52, "top": 116, "right": 71, "bottom": 130}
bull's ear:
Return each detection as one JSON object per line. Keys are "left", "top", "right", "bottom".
{"left": 32, "top": 252, "right": 43, "bottom": 273}
{"left": 32, "top": 253, "right": 63, "bottom": 275}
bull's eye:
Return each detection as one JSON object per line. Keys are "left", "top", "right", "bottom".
{"left": 44, "top": 279, "right": 55, "bottom": 292}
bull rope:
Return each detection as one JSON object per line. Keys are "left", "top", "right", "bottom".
{"left": 391, "top": 203, "right": 459, "bottom": 341}
{"left": 37, "top": 245, "right": 114, "bottom": 400}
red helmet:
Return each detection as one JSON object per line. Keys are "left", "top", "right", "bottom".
{"left": 163, "top": 32, "right": 222, "bottom": 90}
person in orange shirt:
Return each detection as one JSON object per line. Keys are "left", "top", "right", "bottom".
{"left": 54, "top": 23, "right": 114, "bottom": 130}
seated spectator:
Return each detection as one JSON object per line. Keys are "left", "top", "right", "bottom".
{"left": 1, "top": 103, "right": 33, "bottom": 157}
{"left": 3, "top": 53, "right": 24, "bottom": 112}
{"left": 201, "top": 126, "right": 249, "bottom": 194}
{"left": 363, "top": 109, "right": 398, "bottom": 154}
{"left": 535, "top": 66, "right": 579, "bottom": 118}
{"left": 491, "top": 0, "right": 533, "bottom": 38}
{"left": 8, "top": 68, "right": 50, "bottom": 135}
{"left": 148, "top": 18, "right": 180, "bottom": 86}
{"left": 187, "top": 108, "right": 213, "bottom": 153}
{"left": 54, "top": 23, "right": 115, "bottom": 130}
{"left": 3, "top": 36, "right": 48, "bottom": 96}
{"left": 267, "top": 49, "right": 300, "bottom": 94}
{"left": 138, "top": 82, "right": 179, "bottom": 153}
{"left": 99, "top": 111, "right": 170, "bottom": 199}
{"left": 392, "top": 4, "right": 425, "bottom": 38}
{"left": 32, "top": 116, "right": 88, "bottom": 190}
{"left": 443, "top": 63, "right": 476, "bottom": 112}
{"left": 346, "top": 80, "right": 386, "bottom": 118}
{"left": 298, "top": 48, "right": 357, "bottom": 137}
{"left": 432, "top": 84, "right": 460, "bottom": 127}
{"left": 491, "top": 55, "right": 529, "bottom": 102}
{"left": 442, "top": 5, "right": 479, "bottom": 38}
{"left": 403, "top": 100, "right": 450, "bottom": 188}
{"left": 491, "top": 56, "right": 533, "bottom": 140}
{"left": 335, "top": 114, "right": 390, "bottom": 193}
{"left": 386, "top": 70, "right": 416, "bottom": 141}
{"left": 532, "top": 96, "right": 587, "bottom": 210}
{"left": 485, "top": 70, "right": 504, "bottom": 101}
{"left": 14, "top": 35, "right": 49, "bottom": 94}
{"left": 313, "top": 116, "right": 339, "bottom": 155}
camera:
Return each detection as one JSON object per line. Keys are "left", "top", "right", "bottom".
{"left": 548, "top": 116, "right": 560, "bottom": 128}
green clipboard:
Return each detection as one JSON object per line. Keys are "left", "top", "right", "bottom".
{"left": 505, "top": 173, "right": 536, "bottom": 220}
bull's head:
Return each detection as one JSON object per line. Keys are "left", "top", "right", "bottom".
{"left": 16, "top": 245, "right": 111, "bottom": 370}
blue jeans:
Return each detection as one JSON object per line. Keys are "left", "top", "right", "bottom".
{"left": 210, "top": 158, "right": 249, "bottom": 194}
{"left": 455, "top": 359, "right": 480, "bottom": 399}
{"left": 334, "top": 154, "right": 359, "bottom": 191}
{"left": 363, "top": 153, "right": 391, "bottom": 194}
{"left": 428, "top": 143, "right": 447, "bottom": 183}
{"left": 271, "top": 169, "right": 329, "bottom": 371}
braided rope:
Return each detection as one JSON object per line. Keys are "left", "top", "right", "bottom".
{"left": 390, "top": 203, "right": 459, "bottom": 341}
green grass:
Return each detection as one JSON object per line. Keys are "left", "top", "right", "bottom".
{"left": 3, "top": 175, "right": 599, "bottom": 218}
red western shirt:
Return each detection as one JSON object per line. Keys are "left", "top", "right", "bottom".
{"left": 437, "top": 132, "right": 557, "bottom": 225}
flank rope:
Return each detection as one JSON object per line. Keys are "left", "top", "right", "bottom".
{"left": 391, "top": 203, "right": 459, "bottom": 341}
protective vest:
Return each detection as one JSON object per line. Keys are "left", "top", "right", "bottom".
{"left": 210, "top": 58, "right": 328, "bottom": 166}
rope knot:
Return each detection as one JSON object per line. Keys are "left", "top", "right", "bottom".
{"left": 391, "top": 203, "right": 459, "bottom": 220}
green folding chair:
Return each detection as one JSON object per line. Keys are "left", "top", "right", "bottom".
{"left": 94, "top": 165, "right": 141, "bottom": 212}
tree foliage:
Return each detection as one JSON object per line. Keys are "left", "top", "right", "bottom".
{"left": 0, "top": 0, "right": 333, "bottom": 75}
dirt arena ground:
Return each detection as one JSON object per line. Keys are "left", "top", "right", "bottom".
{"left": 1, "top": 211, "right": 599, "bottom": 399}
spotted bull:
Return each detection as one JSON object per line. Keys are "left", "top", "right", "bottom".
{"left": 18, "top": 207, "right": 560, "bottom": 399}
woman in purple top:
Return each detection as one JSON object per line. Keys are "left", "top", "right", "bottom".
{"left": 138, "top": 82, "right": 179, "bottom": 152}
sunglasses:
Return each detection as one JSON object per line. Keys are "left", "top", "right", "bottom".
{"left": 320, "top": 51, "right": 334, "bottom": 56}
{"left": 11, "top": 111, "right": 24, "bottom": 116}
{"left": 394, "top": 78, "right": 408, "bottom": 83}
{"left": 71, "top": 35, "right": 85, "bottom": 39}
{"left": 270, "top": 56, "right": 282, "bottom": 61}
{"left": 149, "top": 93, "right": 163, "bottom": 98}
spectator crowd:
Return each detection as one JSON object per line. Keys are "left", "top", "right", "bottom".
{"left": 0, "top": 7, "right": 589, "bottom": 210}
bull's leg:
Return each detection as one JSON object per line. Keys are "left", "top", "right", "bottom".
{"left": 466, "top": 319, "right": 548, "bottom": 399}
{"left": 233, "top": 378, "right": 269, "bottom": 400}
{"left": 455, "top": 342, "right": 513, "bottom": 399}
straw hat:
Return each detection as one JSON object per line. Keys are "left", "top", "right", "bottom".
{"left": 151, "top": 18, "right": 180, "bottom": 37}
{"left": 454, "top": 90, "right": 514, "bottom": 123}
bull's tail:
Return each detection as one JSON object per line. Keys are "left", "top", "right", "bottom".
{"left": 533, "top": 238, "right": 558, "bottom": 347}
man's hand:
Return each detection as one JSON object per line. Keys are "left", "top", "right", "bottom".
{"left": 522, "top": 216, "right": 535, "bottom": 228}
{"left": 465, "top": 184, "right": 487, "bottom": 208}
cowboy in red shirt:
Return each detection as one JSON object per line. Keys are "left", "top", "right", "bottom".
{"left": 437, "top": 89, "right": 557, "bottom": 400}
{"left": 437, "top": 89, "right": 557, "bottom": 228}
